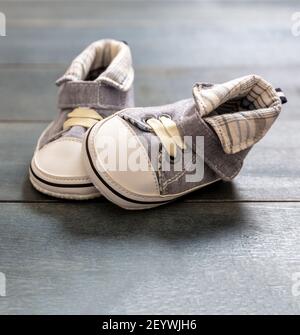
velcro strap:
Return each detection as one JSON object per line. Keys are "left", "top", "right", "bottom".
{"left": 58, "top": 82, "right": 128, "bottom": 110}
{"left": 179, "top": 101, "right": 248, "bottom": 181}
{"left": 193, "top": 115, "right": 247, "bottom": 181}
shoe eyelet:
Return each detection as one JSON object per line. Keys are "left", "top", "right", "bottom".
{"left": 142, "top": 115, "right": 157, "bottom": 125}
{"left": 169, "top": 155, "right": 175, "bottom": 164}
{"left": 160, "top": 113, "right": 172, "bottom": 120}
{"left": 166, "top": 151, "right": 181, "bottom": 165}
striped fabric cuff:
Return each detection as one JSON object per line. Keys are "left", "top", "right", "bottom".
{"left": 193, "top": 75, "right": 284, "bottom": 154}
{"left": 56, "top": 39, "right": 134, "bottom": 92}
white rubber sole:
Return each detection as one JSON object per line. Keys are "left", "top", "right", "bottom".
{"left": 29, "top": 165, "right": 101, "bottom": 200}
{"left": 83, "top": 122, "right": 220, "bottom": 210}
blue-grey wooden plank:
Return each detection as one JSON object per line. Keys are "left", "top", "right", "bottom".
{"left": 0, "top": 202, "right": 299, "bottom": 314}
{"left": 0, "top": 1, "right": 299, "bottom": 66}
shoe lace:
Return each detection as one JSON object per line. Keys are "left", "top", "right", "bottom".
{"left": 146, "top": 116, "right": 186, "bottom": 158}
{"left": 63, "top": 107, "right": 103, "bottom": 130}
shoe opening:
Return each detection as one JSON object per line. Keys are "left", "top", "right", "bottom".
{"left": 193, "top": 75, "right": 283, "bottom": 154}
{"left": 56, "top": 39, "right": 134, "bottom": 91}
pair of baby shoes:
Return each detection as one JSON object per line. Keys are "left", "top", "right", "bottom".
{"left": 30, "top": 39, "right": 287, "bottom": 209}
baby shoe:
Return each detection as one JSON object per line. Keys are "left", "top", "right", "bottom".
{"left": 30, "top": 39, "right": 134, "bottom": 199}
{"left": 82, "top": 75, "right": 286, "bottom": 209}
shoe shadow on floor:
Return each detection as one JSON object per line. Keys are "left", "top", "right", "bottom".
{"left": 23, "top": 178, "right": 249, "bottom": 243}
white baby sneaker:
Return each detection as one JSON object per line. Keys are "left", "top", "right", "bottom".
{"left": 30, "top": 39, "right": 135, "bottom": 199}
{"left": 82, "top": 75, "right": 286, "bottom": 209}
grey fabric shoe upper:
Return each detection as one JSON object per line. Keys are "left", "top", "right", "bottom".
{"left": 117, "top": 75, "right": 284, "bottom": 196}
{"left": 39, "top": 39, "right": 135, "bottom": 149}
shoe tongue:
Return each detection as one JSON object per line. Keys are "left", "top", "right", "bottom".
{"left": 56, "top": 39, "right": 134, "bottom": 91}
{"left": 62, "top": 125, "right": 86, "bottom": 140}
{"left": 62, "top": 108, "right": 104, "bottom": 140}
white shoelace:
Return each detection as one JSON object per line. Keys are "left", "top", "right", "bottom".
{"left": 63, "top": 107, "right": 103, "bottom": 130}
{"left": 146, "top": 116, "right": 186, "bottom": 158}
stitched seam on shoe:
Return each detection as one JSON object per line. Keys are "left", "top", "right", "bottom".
{"left": 59, "top": 103, "right": 121, "bottom": 110}
{"left": 33, "top": 162, "right": 91, "bottom": 183}
{"left": 194, "top": 86, "right": 208, "bottom": 115}
{"left": 162, "top": 159, "right": 195, "bottom": 190}
{"left": 33, "top": 165, "right": 91, "bottom": 183}
{"left": 157, "top": 149, "right": 163, "bottom": 193}
{"left": 162, "top": 169, "right": 186, "bottom": 189}
{"left": 30, "top": 178, "right": 99, "bottom": 199}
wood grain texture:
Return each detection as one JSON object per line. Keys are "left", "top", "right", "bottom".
{"left": 0, "top": 120, "right": 299, "bottom": 202}
{"left": 0, "top": 0, "right": 299, "bottom": 316}
{"left": 0, "top": 202, "right": 299, "bottom": 314}
{"left": 0, "top": 1, "right": 299, "bottom": 67}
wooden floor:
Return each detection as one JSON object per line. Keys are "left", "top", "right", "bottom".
{"left": 0, "top": 0, "right": 300, "bottom": 314}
